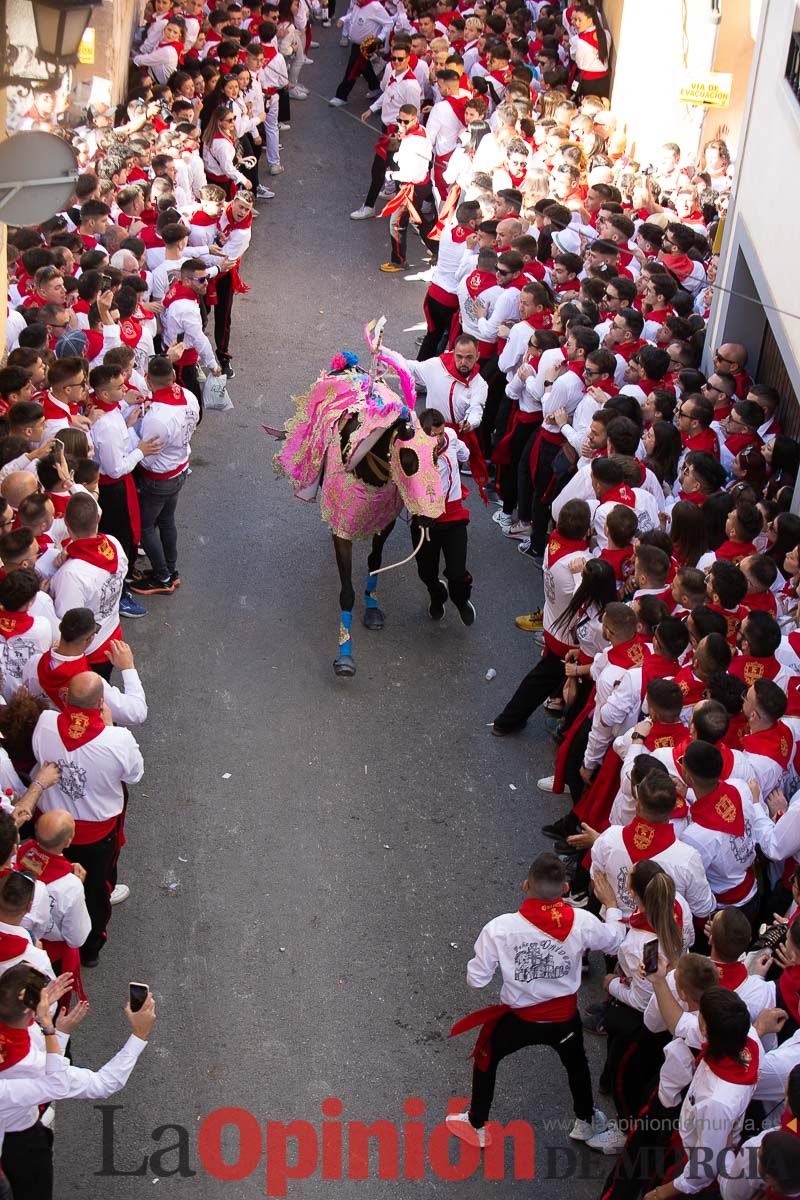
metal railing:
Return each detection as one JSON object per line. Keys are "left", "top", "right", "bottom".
{"left": 786, "top": 31, "right": 800, "bottom": 102}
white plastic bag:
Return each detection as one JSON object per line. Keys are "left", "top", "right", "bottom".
{"left": 203, "top": 373, "right": 233, "bottom": 412}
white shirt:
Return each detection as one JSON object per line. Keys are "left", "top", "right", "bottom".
{"left": 424, "top": 98, "right": 465, "bottom": 158}
{"left": 51, "top": 537, "right": 127, "bottom": 661}
{"left": 591, "top": 821, "right": 716, "bottom": 918}
{"left": 680, "top": 779, "right": 770, "bottom": 905}
{"left": 370, "top": 64, "right": 421, "bottom": 126}
{"left": 344, "top": 1, "right": 393, "bottom": 45}
{"left": 32, "top": 711, "right": 144, "bottom": 824}
{"left": 91, "top": 408, "right": 143, "bottom": 481}
{"left": 467, "top": 905, "right": 625, "bottom": 1009}
{"left": 385, "top": 349, "right": 487, "bottom": 429}
{"left": 22, "top": 651, "right": 147, "bottom": 726}
{"left": 161, "top": 294, "right": 217, "bottom": 370}
{"left": 139, "top": 389, "right": 199, "bottom": 477}
{"left": 0, "top": 616, "right": 52, "bottom": 700}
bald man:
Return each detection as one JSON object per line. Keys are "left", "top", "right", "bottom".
{"left": 495, "top": 217, "right": 523, "bottom": 251}
{"left": 31, "top": 670, "right": 144, "bottom": 967}
{"left": 16, "top": 809, "right": 91, "bottom": 959}
{"left": 713, "top": 342, "right": 751, "bottom": 399}
{"left": 0, "top": 529, "right": 59, "bottom": 639}
{"left": 0, "top": 472, "right": 38, "bottom": 512}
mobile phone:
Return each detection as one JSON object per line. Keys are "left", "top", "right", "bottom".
{"left": 642, "top": 939, "right": 659, "bottom": 976}
{"left": 175, "top": 332, "right": 185, "bottom": 343}
{"left": 129, "top": 982, "right": 149, "bottom": 1012}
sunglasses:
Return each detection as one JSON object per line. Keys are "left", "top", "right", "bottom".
{"left": 397, "top": 118, "right": 414, "bottom": 126}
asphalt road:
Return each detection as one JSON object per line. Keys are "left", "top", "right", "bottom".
{"left": 55, "top": 34, "right": 608, "bottom": 1198}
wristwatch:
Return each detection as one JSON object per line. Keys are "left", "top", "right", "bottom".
{"left": 38, "top": 1023, "right": 56, "bottom": 1036}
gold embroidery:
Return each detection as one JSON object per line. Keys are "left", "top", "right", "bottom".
{"left": 743, "top": 660, "right": 764, "bottom": 685}
{"left": 633, "top": 821, "right": 654, "bottom": 851}
{"left": 98, "top": 538, "right": 114, "bottom": 561}
{"left": 715, "top": 794, "right": 738, "bottom": 824}
{"left": 67, "top": 712, "right": 90, "bottom": 740}
{"left": 0, "top": 618, "right": 14, "bottom": 634}
{"left": 628, "top": 644, "right": 644, "bottom": 666}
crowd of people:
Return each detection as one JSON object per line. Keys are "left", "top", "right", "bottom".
{"left": 0, "top": 0, "right": 797, "bottom": 1196}
{"left": 316, "top": 1, "right": 800, "bottom": 1197}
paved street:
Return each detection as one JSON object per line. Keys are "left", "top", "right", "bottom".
{"left": 56, "top": 35, "right": 607, "bottom": 1197}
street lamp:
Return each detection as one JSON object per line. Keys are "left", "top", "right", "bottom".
{"left": 0, "top": 0, "right": 101, "bottom": 88}
{"left": 33, "top": 0, "right": 98, "bottom": 66}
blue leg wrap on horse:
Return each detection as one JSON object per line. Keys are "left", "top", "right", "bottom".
{"left": 338, "top": 610, "right": 353, "bottom": 656}
{"left": 364, "top": 573, "right": 378, "bottom": 610}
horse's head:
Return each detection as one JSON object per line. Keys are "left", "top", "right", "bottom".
{"left": 389, "top": 415, "right": 444, "bottom": 521}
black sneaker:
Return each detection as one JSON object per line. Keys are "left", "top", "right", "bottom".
{"left": 168, "top": 570, "right": 181, "bottom": 588}
{"left": 130, "top": 571, "right": 176, "bottom": 595}
{"left": 457, "top": 600, "right": 476, "bottom": 626}
{"left": 541, "top": 813, "right": 581, "bottom": 839}
{"left": 428, "top": 597, "right": 445, "bottom": 621}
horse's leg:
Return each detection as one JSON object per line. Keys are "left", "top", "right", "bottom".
{"left": 363, "top": 519, "right": 396, "bottom": 630}
{"left": 332, "top": 534, "right": 357, "bottom": 677}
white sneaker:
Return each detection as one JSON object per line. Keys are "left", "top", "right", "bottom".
{"left": 445, "top": 1112, "right": 490, "bottom": 1148}
{"left": 310, "top": 39, "right": 320, "bottom": 47}
{"left": 110, "top": 883, "right": 130, "bottom": 906}
{"left": 587, "top": 1123, "right": 628, "bottom": 1155}
{"left": 322, "top": 19, "right": 331, "bottom": 26}
{"left": 537, "top": 775, "right": 558, "bottom": 793}
{"left": 505, "top": 521, "right": 532, "bottom": 539}
{"left": 492, "top": 510, "right": 513, "bottom": 529}
{"left": 289, "top": 88, "right": 308, "bottom": 100}
{"left": 570, "top": 1109, "right": 608, "bottom": 1142}
{"left": 350, "top": 205, "right": 375, "bottom": 220}
{"left": 304, "top": 56, "right": 315, "bottom": 64}
{"left": 268, "top": 164, "right": 285, "bottom": 175}
{"left": 328, "top": 96, "right": 346, "bottom": 106}
{"left": 517, "top": 537, "right": 531, "bottom": 553}
{"left": 339, "top": 33, "right": 349, "bottom": 45}
{"left": 279, "top": 121, "right": 292, "bottom": 130}
{"left": 256, "top": 185, "right": 275, "bottom": 199}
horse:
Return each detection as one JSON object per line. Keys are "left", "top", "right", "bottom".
{"left": 273, "top": 344, "right": 444, "bottom": 676}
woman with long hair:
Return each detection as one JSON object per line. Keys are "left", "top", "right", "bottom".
{"left": 643, "top": 420, "right": 682, "bottom": 490}
{"left": 201, "top": 106, "right": 252, "bottom": 197}
{"left": 767, "top": 511, "right": 800, "bottom": 578}
{"left": 764, "top": 434, "right": 800, "bottom": 503}
{"left": 669, "top": 499, "right": 708, "bottom": 567}
{"left": 492, "top": 532, "right": 616, "bottom": 735}
{"left": 728, "top": 444, "right": 767, "bottom": 495}
{"left": 568, "top": 2, "right": 611, "bottom": 98}
{"left": 701, "top": 491, "right": 736, "bottom": 553}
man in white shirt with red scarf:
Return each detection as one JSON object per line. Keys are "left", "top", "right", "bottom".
{"left": 161, "top": 258, "right": 223, "bottom": 409}
{"left": 377, "top": 105, "right": 434, "bottom": 273}
{"left": 16, "top": 809, "right": 91, "bottom": 978}
{"left": 130, "top": 357, "right": 199, "bottom": 597}
{"left": 32, "top": 670, "right": 144, "bottom": 969}
{"left": 446, "top": 852, "right": 624, "bottom": 1149}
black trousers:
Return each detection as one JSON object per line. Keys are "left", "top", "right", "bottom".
{"left": 335, "top": 42, "right": 379, "bottom": 100}
{"left": 516, "top": 427, "right": 540, "bottom": 523}
{"left": 213, "top": 271, "right": 235, "bottom": 362}
{"left": 364, "top": 151, "right": 389, "bottom": 209}
{"left": 494, "top": 650, "right": 565, "bottom": 732}
{"left": 531, "top": 437, "right": 562, "bottom": 554}
{"left": 2, "top": 1120, "right": 53, "bottom": 1200}
{"left": 564, "top": 714, "right": 592, "bottom": 806}
{"left": 501, "top": 421, "right": 538, "bottom": 515}
{"left": 418, "top": 295, "right": 456, "bottom": 361}
{"left": 278, "top": 88, "right": 291, "bottom": 122}
{"left": 410, "top": 517, "right": 471, "bottom": 608}
{"left": 98, "top": 478, "right": 135, "bottom": 568}
{"left": 599, "top": 1093, "right": 681, "bottom": 1200}
{"left": 469, "top": 1011, "right": 594, "bottom": 1128}
{"left": 176, "top": 361, "right": 203, "bottom": 418}
{"left": 64, "top": 819, "right": 122, "bottom": 960}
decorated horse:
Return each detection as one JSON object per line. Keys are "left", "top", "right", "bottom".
{"left": 272, "top": 321, "right": 444, "bottom": 676}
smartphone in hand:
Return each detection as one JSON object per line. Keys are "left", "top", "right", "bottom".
{"left": 642, "top": 939, "right": 659, "bottom": 976}
{"left": 129, "top": 982, "right": 149, "bottom": 1012}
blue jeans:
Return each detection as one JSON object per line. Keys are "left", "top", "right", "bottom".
{"left": 136, "top": 471, "right": 187, "bottom": 579}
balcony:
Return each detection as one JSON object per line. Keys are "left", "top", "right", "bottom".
{"left": 786, "top": 31, "right": 800, "bottom": 102}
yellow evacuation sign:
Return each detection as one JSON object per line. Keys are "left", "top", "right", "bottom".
{"left": 679, "top": 72, "right": 732, "bottom": 107}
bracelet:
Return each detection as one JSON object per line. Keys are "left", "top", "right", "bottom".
{"left": 29, "top": 781, "right": 44, "bottom": 794}
{"left": 38, "top": 1024, "right": 56, "bottom": 1036}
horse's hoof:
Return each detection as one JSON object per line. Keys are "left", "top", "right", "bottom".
{"left": 363, "top": 606, "right": 385, "bottom": 631}
{"left": 333, "top": 655, "right": 357, "bottom": 677}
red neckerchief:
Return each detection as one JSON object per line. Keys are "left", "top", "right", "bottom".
{"left": 723, "top": 712, "right": 750, "bottom": 750}
{"left": 673, "top": 664, "right": 706, "bottom": 706}
{"left": 524, "top": 310, "right": 553, "bottom": 330}
{"left": 449, "top": 224, "right": 473, "bottom": 245}
{"left": 163, "top": 280, "right": 198, "bottom": 309}
{"left": 614, "top": 338, "right": 646, "bottom": 362}
{"left": 518, "top": 897, "right": 574, "bottom": 942}
{"left": 464, "top": 269, "right": 497, "bottom": 298}
{"left": 85, "top": 329, "right": 104, "bottom": 361}
{"left": 725, "top": 431, "right": 761, "bottom": 456}
{"left": 149, "top": 384, "right": 187, "bottom": 407}
{"left": 0, "top": 1022, "right": 32, "bottom": 1072}
{"left": 36, "top": 534, "right": 53, "bottom": 553}
{"left": 546, "top": 534, "right": 588, "bottom": 567}
{"left": 712, "top": 959, "right": 748, "bottom": 991}
{"left": 443, "top": 94, "right": 468, "bottom": 124}
{"left": 65, "top": 535, "right": 119, "bottom": 574}
{"left": 16, "top": 839, "right": 74, "bottom": 884}
{"left": 56, "top": 704, "right": 106, "bottom": 751}
{"left": 189, "top": 209, "right": 218, "bottom": 227}
{"left": 661, "top": 253, "right": 695, "bottom": 281}
{"left": 42, "top": 389, "right": 79, "bottom": 420}
{"left": 622, "top": 818, "right": 676, "bottom": 862}
{"left": 488, "top": 66, "right": 510, "bottom": 85}
{"left": 601, "top": 483, "right": 637, "bottom": 508}
{"left": 119, "top": 318, "right": 143, "bottom": 349}
{"left": 701, "top": 1038, "right": 759, "bottom": 1086}
{"left": 644, "top": 720, "right": 687, "bottom": 750}
{"left": 36, "top": 651, "right": 87, "bottom": 710}
{"left": 46, "top": 490, "right": 70, "bottom": 519}
{"left": 707, "top": 601, "right": 747, "bottom": 644}
{"left": 680, "top": 428, "right": 719, "bottom": 454}
{"left": 160, "top": 39, "right": 185, "bottom": 64}
{"left": 0, "top": 610, "right": 33, "bottom": 639}
{"left": 439, "top": 352, "right": 479, "bottom": 384}
{"left": 607, "top": 635, "right": 650, "bottom": 668}
{"left": 677, "top": 489, "right": 708, "bottom": 506}
{"left": 89, "top": 388, "right": 120, "bottom": 415}
{"left": 599, "top": 546, "right": 633, "bottom": 582}
{"left": 219, "top": 201, "right": 253, "bottom": 236}
{"left": 629, "top": 900, "right": 683, "bottom": 932}
{"left": 640, "top": 653, "right": 680, "bottom": 696}
{"left": 643, "top": 306, "right": 672, "bottom": 325}
{"left": 690, "top": 781, "right": 745, "bottom": 837}
{"left": 742, "top": 721, "right": 792, "bottom": 768}
{"left": 743, "top": 589, "right": 777, "bottom": 616}
{"left": 509, "top": 170, "right": 527, "bottom": 188}
{"left": 729, "top": 653, "right": 781, "bottom": 685}
{"left": 522, "top": 260, "right": 547, "bottom": 282}
{"left": 715, "top": 539, "right": 756, "bottom": 564}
